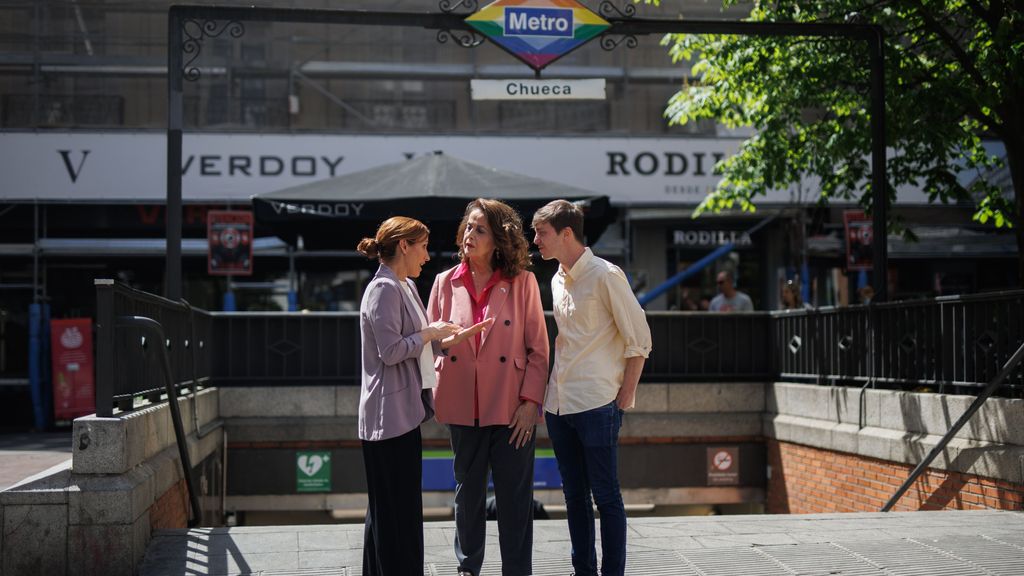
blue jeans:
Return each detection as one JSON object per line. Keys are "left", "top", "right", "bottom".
{"left": 545, "top": 402, "right": 626, "bottom": 576}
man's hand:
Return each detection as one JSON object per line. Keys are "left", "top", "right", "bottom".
{"left": 508, "top": 400, "right": 538, "bottom": 449}
{"left": 615, "top": 387, "right": 635, "bottom": 411}
{"left": 615, "top": 355, "right": 645, "bottom": 410}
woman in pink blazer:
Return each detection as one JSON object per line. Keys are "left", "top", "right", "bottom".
{"left": 428, "top": 198, "right": 549, "bottom": 576}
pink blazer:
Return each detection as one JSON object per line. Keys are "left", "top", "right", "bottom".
{"left": 428, "top": 266, "right": 549, "bottom": 427}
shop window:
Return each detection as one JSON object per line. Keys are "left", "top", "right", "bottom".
{"left": 499, "top": 101, "right": 609, "bottom": 132}
{"left": 1, "top": 94, "right": 124, "bottom": 128}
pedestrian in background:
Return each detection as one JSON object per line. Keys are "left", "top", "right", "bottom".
{"left": 710, "top": 270, "right": 754, "bottom": 311}
{"left": 428, "top": 198, "right": 548, "bottom": 576}
{"left": 780, "top": 279, "right": 812, "bottom": 310}
{"left": 859, "top": 284, "right": 875, "bottom": 305}
{"left": 356, "top": 216, "right": 488, "bottom": 576}
{"left": 531, "top": 199, "right": 652, "bottom": 576}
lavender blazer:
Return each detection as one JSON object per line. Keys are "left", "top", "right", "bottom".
{"left": 358, "top": 264, "right": 440, "bottom": 441}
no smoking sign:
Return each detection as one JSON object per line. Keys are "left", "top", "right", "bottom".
{"left": 707, "top": 446, "right": 740, "bottom": 486}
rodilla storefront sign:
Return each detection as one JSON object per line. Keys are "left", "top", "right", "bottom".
{"left": 466, "top": 0, "right": 610, "bottom": 71}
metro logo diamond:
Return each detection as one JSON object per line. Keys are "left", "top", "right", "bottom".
{"left": 466, "top": 0, "right": 610, "bottom": 71}
{"left": 504, "top": 8, "right": 573, "bottom": 38}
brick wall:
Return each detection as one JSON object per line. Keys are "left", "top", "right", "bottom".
{"left": 150, "top": 479, "right": 190, "bottom": 529}
{"left": 766, "top": 439, "right": 1024, "bottom": 514}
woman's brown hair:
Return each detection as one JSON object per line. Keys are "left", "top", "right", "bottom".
{"left": 456, "top": 198, "right": 531, "bottom": 278}
{"left": 357, "top": 216, "right": 429, "bottom": 262}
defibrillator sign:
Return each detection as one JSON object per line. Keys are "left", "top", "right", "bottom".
{"left": 296, "top": 451, "right": 332, "bottom": 493}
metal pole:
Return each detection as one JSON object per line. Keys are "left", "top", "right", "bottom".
{"left": 28, "top": 303, "right": 44, "bottom": 429}
{"left": 288, "top": 246, "right": 298, "bottom": 312}
{"left": 869, "top": 29, "right": 887, "bottom": 303}
{"left": 33, "top": 202, "right": 39, "bottom": 302}
{"left": 167, "top": 8, "right": 184, "bottom": 300}
{"left": 28, "top": 202, "right": 45, "bottom": 429}
{"left": 94, "top": 280, "right": 115, "bottom": 417}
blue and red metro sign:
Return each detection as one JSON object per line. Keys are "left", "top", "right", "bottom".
{"left": 466, "top": 0, "right": 611, "bottom": 71}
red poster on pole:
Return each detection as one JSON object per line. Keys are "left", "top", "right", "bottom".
{"left": 844, "top": 210, "right": 873, "bottom": 271}
{"left": 208, "top": 210, "right": 254, "bottom": 276}
{"left": 50, "top": 318, "right": 96, "bottom": 420}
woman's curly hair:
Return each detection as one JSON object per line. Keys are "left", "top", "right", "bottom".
{"left": 456, "top": 198, "right": 531, "bottom": 278}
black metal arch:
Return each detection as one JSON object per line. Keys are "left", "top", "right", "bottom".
{"left": 166, "top": 2, "right": 887, "bottom": 302}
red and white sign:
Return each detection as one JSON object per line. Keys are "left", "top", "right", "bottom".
{"left": 706, "top": 446, "right": 740, "bottom": 486}
{"left": 207, "top": 210, "right": 253, "bottom": 276}
{"left": 50, "top": 318, "right": 96, "bottom": 420}
{"left": 844, "top": 210, "right": 873, "bottom": 271}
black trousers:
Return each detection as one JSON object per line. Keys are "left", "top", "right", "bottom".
{"left": 362, "top": 427, "right": 424, "bottom": 576}
{"left": 449, "top": 423, "right": 536, "bottom": 576}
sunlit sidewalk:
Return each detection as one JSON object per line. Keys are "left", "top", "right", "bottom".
{"left": 140, "top": 509, "right": 1024, "bottom": 575}
{"left": 0, "top": 432, "right": 72, "bottom": 491}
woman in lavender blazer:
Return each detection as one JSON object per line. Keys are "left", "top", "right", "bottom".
{"left": 356, "top": 216, "right": 489, "bottom": 576}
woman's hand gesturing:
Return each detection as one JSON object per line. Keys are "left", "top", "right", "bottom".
{"left": 440, "top": 318, "right": 494, "bottom": 349}
{"left": 422, "top": 321, "right": 461, "bottom": 343}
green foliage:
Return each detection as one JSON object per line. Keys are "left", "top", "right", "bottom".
{"left": 640, "top": 0, "right": 1022, "bottom": 230}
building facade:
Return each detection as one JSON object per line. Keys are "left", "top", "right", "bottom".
{"left": 0, "top": 0, "right": 1017, "bottom": 424}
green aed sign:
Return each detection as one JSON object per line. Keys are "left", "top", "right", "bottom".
{"left": 296, "top": 451, "right": 331, "bottom": 493}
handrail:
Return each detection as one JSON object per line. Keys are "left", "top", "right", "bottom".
{"left": 881, "top": 339, "right": 1024, "bottom": 511}
{"left": 115, "top": 315, "right": 202, "bottom": 527}
{"left": 95, "top": 279, "right": 213, "bottom": 416}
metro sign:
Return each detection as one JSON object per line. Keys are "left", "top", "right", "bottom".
{"left": 506, "top": 8, "right": 574, "bottom": 37}
{"left": 466, "top": 0, "right": 611, "bottom": 72}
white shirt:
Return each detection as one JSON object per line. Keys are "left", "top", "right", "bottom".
{"left": 545, "top": 248, "right": 652, "bottom": 415}
{"left": 399, "top": 280, "right": 437, "bottom": 389}
{"left": 709, "top": 291, "right": 754, "bottom": 312}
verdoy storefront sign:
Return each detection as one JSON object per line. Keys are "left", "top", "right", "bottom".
{"left": 0, "top": 132, "right": 943, "bottom": 206}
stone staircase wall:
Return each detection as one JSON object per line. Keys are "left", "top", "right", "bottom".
{"left": 0, "top": 388, "right": 223, "bottom": 576}
{"left": 764, "top": 382, "right": 1024, "bottom": 513}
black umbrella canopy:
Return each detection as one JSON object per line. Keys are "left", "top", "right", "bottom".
{"left": 252, "top": 153, "right": 617, "bottom": 251}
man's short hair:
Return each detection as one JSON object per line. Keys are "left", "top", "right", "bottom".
{"left": 531, "top": 199, "right": 584, "bottom": 243}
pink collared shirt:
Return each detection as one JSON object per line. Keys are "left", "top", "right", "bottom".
{"left": 452, "top": 262, "right": 503, "bottom": 419}
{"left": 452, "top": 261, "right": 504, "bottom": 349}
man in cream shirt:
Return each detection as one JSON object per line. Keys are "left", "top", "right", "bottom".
{"left": 531, "top": 200, "right": 652, "bottom": 576}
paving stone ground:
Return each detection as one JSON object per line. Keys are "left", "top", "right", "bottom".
{"left": 140, "top": 509, "right": 1024, "bottom": 575}
{"left": 0, "top": 431, "right": 72, "bottom": 490}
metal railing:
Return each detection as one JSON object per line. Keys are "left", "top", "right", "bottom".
{"left": 209, "top": 310, "right": 775, "bottom": 387}
{"left": 96, "top": 281, "right": 1023, "bottom": 412}
{"left": 211, "top": 311, "right": 362, "bottom": 386}
{"left": 645, "top": 311, "right": 773, "bottom": 381}
{"left": 773, "top": 290, "right": 1024, "bottom": 393}
{"left": 94, "top": 279, "right": 212, "bottom": 416}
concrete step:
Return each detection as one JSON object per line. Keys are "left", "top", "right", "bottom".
{"left": 139, "top": 510, "right": 1024, "bottom": 575}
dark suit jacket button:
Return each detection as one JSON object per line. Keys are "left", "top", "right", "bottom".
{"left": 500, "top": 356, "right": 506, "bottom": 363}
{"left": 451, "top": 356, "right": 457, "bottom": 362}
{"left": 504, "top": 319, "right": 511, "bottom": 326}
